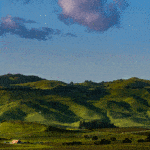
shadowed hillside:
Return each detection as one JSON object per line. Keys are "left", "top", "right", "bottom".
{"left": 0, "top": 74, "right": 150, "bottom": 129}
{"left": 0, "top": 73, "right": 44, "bottom": 88}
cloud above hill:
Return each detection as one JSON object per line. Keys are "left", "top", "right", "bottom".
{"left": 0, "top": 15, "right": 62, "bottom": 41}
{"left": 0, "top": 14, "right": 77, "bottom": 41}
{"left": 58, "top": 0, "right": 129, "bottom": 32}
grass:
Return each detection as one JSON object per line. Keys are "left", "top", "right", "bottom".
{"left": 0, "top": 121, "right": 47, "bottom": 138}
{"left": 14, "top": 80, "right": 67, "bottom": 90}
{"left": 0, "top": 124, "right": 150, "bottom": 149}
{"left": 1, "top": 73, "right": 150, "bottom": 150}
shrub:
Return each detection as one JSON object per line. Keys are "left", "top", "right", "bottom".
{"left": 92, "top": 136, "right": 98, "bottom": 140}
{"left": 84, "top": 135, "right": 90, "bottom": 139}
{"left": 0, "top": 138, "right": 7, "bottom": 140}
{"left": 94, "top": 139, "right": 111, "bottom": 145}
{"left": 1, "top": 120, "right": 6, "bottom": 123}
{"left": 122, "top": 138, "right": 132, "bottom": 143}
{"left": 62, "top": 141, "right": 82, "bottom": 146}
{"left": 145, "top": 138, "right": 150, "bottom": 142}
{"left": 146, "top": 134, "right": 150, "bottom": 141}
{"left": 110, "top": 137, "right": 116, "bottom": 141}
{"left": 138, "top": 139, "right": 145, "bottom": 143}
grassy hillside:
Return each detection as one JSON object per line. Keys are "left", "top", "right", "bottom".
{"left": 0, "top": 73, "right": 44, "bottom": 87}
{"left": 0, "top": 74, "right": 150, "bottom": 129}
{"left": 0, "top": 121, "right": 47, "bottom": 138}
{"left": 0, "top": 120, "right": 80, "bottom": 139}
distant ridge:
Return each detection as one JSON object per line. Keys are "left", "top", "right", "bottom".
{"left": 0, "top": 73, "right": 150, "bottom": 129}
{"left": 0, "top": 73, "right": 44, "bottom": 87}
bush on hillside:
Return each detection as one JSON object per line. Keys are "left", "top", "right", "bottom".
{"left": 84, "top": 135, "right": 90, "bottom": 139}
{"left": 122, "top": 138, "right": 132, "bottom": 143}
{"left": 94, "top": 139, "right": 111, "bottom": 145}
{"left": 145, "top": 134, "right": 150, "bottom": 142}
{"left": 92, "top": 136, "right": 98, "bottom": 140}
{"left": 137, "top": 139, "right": 145, "bottom": 143}
{"left": 62, "top": 141, "right": 82, "bottom": 145}
{"left": 110, "top": 137, "right": 116, "bottom": 141}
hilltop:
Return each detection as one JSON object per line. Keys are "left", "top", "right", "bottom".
{"left": 0, "top": 73, "right": 150, "bottom": 129}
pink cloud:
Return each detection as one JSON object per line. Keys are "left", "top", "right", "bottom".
{"left": 0, "top": 15, "right": 64, "bottom": 41}
{"left": 1, "top": 15, "right": 18, "bottom": 29}
{"left": 58, "top": 0, "right": 128, "bottom": 32}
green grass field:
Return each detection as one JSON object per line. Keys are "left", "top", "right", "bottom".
{"left": 0, "top": 123, "right": 150, "bottom": 150}
{"left": 0, "top": 74, "right": 150, "bottom": 149}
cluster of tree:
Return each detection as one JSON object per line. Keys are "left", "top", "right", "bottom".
{"left": 79, "top": 120, "right": 116, "bottom": 129}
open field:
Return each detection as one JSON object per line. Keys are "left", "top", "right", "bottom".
{"left": 0, "top": 74, "right": 150, "bottom": 149}
{"left": 1, "top": 127, "right": 150, "bottom": 150}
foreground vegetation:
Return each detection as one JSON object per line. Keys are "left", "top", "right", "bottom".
{"left": 0, "top": 73, "right": 150, "bottom": 149}
{"left": 1, "top": 121, "right": 150, "bottom": 149}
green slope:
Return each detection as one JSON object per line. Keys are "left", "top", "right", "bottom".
{"left": 0, "top": 74, "right": 150, "bottom": 128}
{"left": 0, "top": 120, "right": 73, "bottom": 138}
{"left": 13, "top": 80, "right": 67, "bottom": 89}
{"left": 0, "top": 73, "right": 44, "bottom": 87}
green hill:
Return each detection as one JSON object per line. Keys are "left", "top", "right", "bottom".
{"left": 0, "top": 120, "right": 75, "bottom": 139}
{"left": 0, "top": 73, "right": 44, "bottom": 88}
{"left": 0, "top": 74, "right": 150, "bottom": 129}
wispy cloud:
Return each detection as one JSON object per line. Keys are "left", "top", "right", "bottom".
{"left": 10, "top": 0, "right": 32, "bottom": 5}
{"left": 23, "top": 0, "right": 31, "bottom": 4}
{"left": 63, "top": 33, "right": 77, "bottom": 37}
{"left": 58, "top": 0, "right": 129, "bottom": 32}
{"left": 12, "top": 17, "right": 37, "bottom": 24}
{"left": 0, "top": 15, "right": 60, "bottom": 41}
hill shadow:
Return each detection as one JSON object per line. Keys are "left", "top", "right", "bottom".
{"left": 0, "top": 73, "right": 44, "bottom": 87}
{"left": 132, "top": 94, "right": 149, "bottom": 107}
{"left": 50, "top": 84, "right": 109, "bottom": 101}
{"left": 125, "top": 81, "right": 150, "bottom": 89}
{"left": 0, "top": 108, "right": 27, "bottom": 121}
{"left": 24, "top": 100, "right": 79, "bottom": 123}
{"left": 38, "top": 100, "right": 78, "bottom": 119}
{"left": 107, "top": 101, "right": 132, "bottom": 111}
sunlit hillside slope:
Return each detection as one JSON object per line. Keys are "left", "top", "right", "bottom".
{"left": 0, "top": 73, "right": 150, "bottom": 128}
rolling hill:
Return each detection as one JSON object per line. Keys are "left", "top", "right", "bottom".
{"left": 0, "top": 73, "right": 150, "bottom": 129}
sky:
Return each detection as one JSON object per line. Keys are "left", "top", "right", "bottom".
{"left": 0, "top": 0, "right": 150, "bottom": 83}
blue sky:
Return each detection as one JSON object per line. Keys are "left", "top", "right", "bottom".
{"left": 0, "top": 0, "right": 149, "bottom": 83}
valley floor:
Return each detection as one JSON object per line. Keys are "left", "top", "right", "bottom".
{"left": 1, "top": 141, "right": 150, "bottom": 150}
{"left": 1, "top": 127, "right": 150, "bottom": 150}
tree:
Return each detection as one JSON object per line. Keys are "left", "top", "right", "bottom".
{"left": 69, "top": 81, "right": 74, "bottom": 86}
